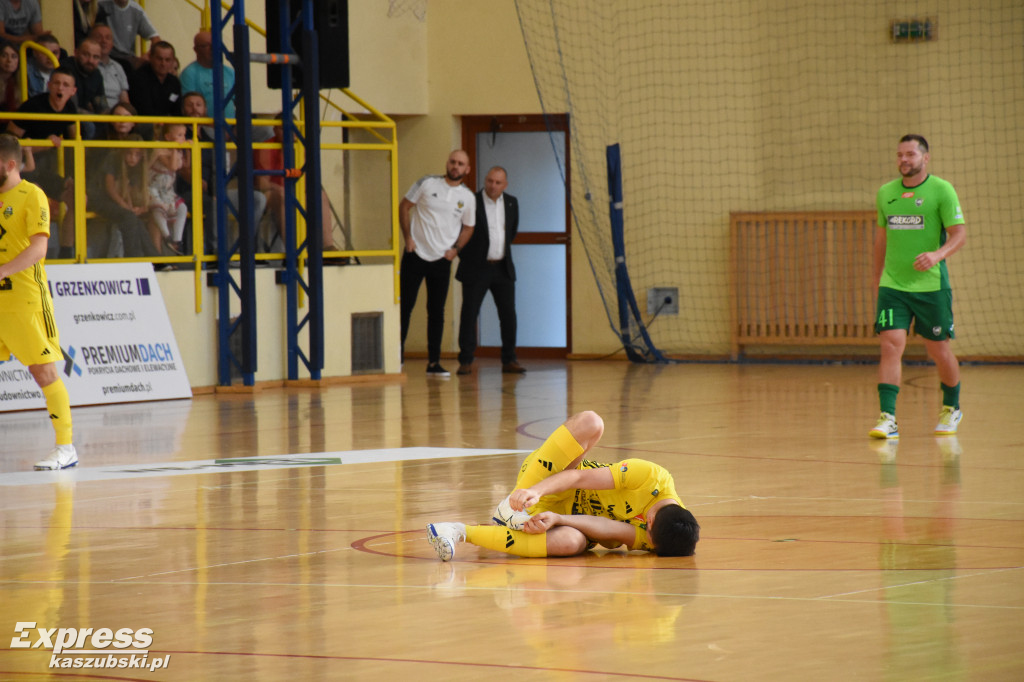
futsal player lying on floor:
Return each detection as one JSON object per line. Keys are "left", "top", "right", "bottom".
{"left": 426, "top": 411, "right": 700, "bottom": 561}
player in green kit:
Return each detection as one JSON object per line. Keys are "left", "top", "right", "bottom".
{"left": 871, "top": 134, "right": 966, "bottom": 439}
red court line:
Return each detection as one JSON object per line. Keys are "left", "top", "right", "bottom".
{"left": 0, "top": 669, "right": 156, "bottom": 682}
{"left": 107, "top": 650, "right": 712, "bottom": 681}
{"left": 354, "top": 529, "right": 1024, "bottom": 571}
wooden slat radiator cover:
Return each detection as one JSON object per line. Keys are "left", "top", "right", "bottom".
{"left": 730, "top": 211, "right": 902, "bottom": 357}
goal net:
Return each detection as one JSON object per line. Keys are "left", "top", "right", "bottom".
{"left": 513, "top": 0, "right": 1024, "bottom": 360}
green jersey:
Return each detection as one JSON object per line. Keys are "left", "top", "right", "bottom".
{"left": 876, "top": 174, "right": 964, "bottom": 292}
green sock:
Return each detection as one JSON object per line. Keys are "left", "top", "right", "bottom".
{"left": 878, "top": 383, "right": 899, "bottom": 415}
{"left": 941, "top": 382, "right": 960, "bottom": 410}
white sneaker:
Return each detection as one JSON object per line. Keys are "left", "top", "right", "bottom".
{"left": 492, "top": 495, "right": 532, "bottom": 530}
{"left": 869, "top": 412, "right": 899, "bottom": 439}
{"left": 426, "top": 522, "right": 466, "bottom": 562}
{"left": 934, "top": 406, "right": 962, "bottom": 436}
{"left": 34, "top": 444, "right": 78, "bottom": 471}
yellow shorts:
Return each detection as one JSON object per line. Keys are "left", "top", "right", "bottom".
{"left": 0, "top": 310, "right": 62, "bottom": 366}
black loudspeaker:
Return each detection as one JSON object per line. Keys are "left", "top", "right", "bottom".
{"left": 266, "top": 0, "right": 349, "bottom": 90}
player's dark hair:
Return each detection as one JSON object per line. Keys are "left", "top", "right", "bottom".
{"left": 900, "top": 134, "right": 929, "bottom": 153}
{"left": 650, "top": 505, "right": 700, "bottom": 557}
{"left": 0, "top": 133, "right": 23, "bottom": 164}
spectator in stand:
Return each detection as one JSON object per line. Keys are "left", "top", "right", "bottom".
{"left": 94, "top": 132, "right": 156, "bottom": 257}
{"left": 6, "top": 67, "right": 78, "bottom": 258}
{"left": 25, "top": 33, "right": 61, "bottom": 98}
{"left": 69, "top": 38, "right": 108, "bottom": 139}
{"left": 0, "top": 40, "right": 21, "bottom": 115}
{"left": 128, "top": 41, "right": 180, "bottom": 117}
{"left": 179, "top": 30, "right": 234, "bottom": 120}
{"left": 89, "top": 23, "right": 130, "bottom": 111}
{"left": 148, "top": 121, "right": 188, "bottom": 255}
{"left": 180, "top": 91, "right": 267, "bottom": 254}
{"left": 254, "top": 115, "right": 337, "bottom": 252}
{"left": 73, "top": 0, "right": 108, "bottom": 47}
{"left": 0, "top": 0, "right": 46, "bottom": 46}
{"left": 84, "top": 98, "right": 135, "bottom": 191}
{"left": 98, "top": 0, "right": 159, "bottom": 71}
{"left": 83, "top": 102, "right": 154, "bottom": 258}
{"left": 106, "top": 100, "right": 137, "bottom": 140}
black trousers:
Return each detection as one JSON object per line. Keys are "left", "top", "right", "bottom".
{"left": 458, "top": 262, "right": 517, "bottom": 365}
{"left": 93, "top": 199, "right": 160, "bottom": 258}
{"left": 400, "top": 251, "right": 453, "bottom": 364}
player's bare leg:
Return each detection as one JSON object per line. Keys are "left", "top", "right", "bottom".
{"left": 877, "top": 329, "right": 907, "bottom": 386}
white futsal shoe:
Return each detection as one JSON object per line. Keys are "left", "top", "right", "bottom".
{"left": 934, "top": 406, "right": 963, "bottom": 436}
{"left": 426, "top": 522, "right": 466, "bottom": 562}
{"left": 34, "top": 444, "right": 78, "bottom": 470}
{"left": 869, "top": 412, "right": 899, "bottom": 439}
{"left": 492, "top": 495, "right": 532, "bottom": 530}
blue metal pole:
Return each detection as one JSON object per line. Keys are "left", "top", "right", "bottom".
{"left": 606, "top": 143, "right": 667, "bottom": 363}
{"left": 300, "top": 3, "right": 324, "bottom": 378}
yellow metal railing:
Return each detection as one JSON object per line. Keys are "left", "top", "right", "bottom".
{"left": 36, "top": 1, "right": 402, "bottom": 305}
{"left": 318, "top": 90, "right": 401, "bottom": 303}
{"left": 10, "top": 105, "right": 399, "bottom": 301}
{"left": 18, "top": 41, "right": 60, "bottom": 99}
{"left": 8, "top": 110, "right": 213, "bottom": 312}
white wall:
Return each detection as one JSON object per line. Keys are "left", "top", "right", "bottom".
{"left": 160, "top": 264, "right": 399, "bottom": 388}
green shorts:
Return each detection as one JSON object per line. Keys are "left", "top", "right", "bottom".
{"left": 874, "top": 287, "right": 955, "bottom": 341}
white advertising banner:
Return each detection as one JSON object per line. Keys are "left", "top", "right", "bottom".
{"left": 0, "top": 263, "right": 192, "bottom": 412}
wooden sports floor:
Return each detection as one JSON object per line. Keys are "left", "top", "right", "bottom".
{"left": 1, "top": 360, "right": 1022, "bottom": 681}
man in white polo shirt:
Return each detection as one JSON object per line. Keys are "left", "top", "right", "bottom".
{"left": 399, "top": 150, "right": 476, "bottom": 376}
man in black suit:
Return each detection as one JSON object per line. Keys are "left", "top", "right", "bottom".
{"left": 456, "top": 166, "right": 526, "bottom": 375}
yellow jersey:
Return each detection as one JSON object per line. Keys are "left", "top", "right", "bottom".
{"left": 0, "top": 179, "right": 51, "bottom": 313}
{"left": 572, "top": 458, "right": 683, "bottom": 551}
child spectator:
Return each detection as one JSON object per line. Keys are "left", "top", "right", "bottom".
{"left": 148, "top": 122, "right": 187, "bottom": 254}
{"left": 95, "top": 133, "right": 156, "bottom": 257}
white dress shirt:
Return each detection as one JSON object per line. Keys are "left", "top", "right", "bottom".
{"left": 482, "top": 192, "right": 505, "bottom": 261}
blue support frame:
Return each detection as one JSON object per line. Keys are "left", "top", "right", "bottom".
{"left": 210, "top": 1, "right": 257, "bottom": 386}
{"left": 267, "top": 0, "right": 325, "bottom": 381}
{"left": 210, "top": 0, "right": 326, "bottom": 385}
